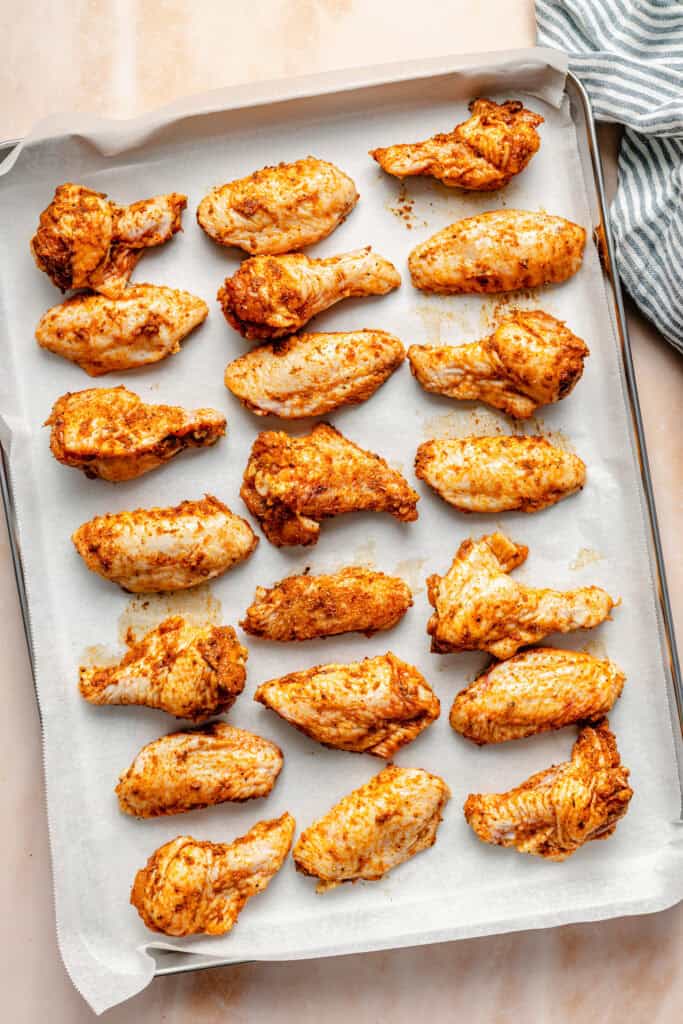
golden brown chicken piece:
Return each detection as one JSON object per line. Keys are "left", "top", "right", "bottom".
{"left": 35, "top": 284, "right": 208, "bottom": 376}
{"left": 450, "top": 648, "right": 626, "bottom": 744}
{"left": 218, "top": 247, "right": 401, "bottom": 340}
{"left": 409, "top": 210, "right": 586, "bottom": 294}
{"left": 255, "top": 653, "right": 439, "bottom": 757}
{"left": 197, "top": 157, "right": 359, "bottom": 254}
{"left": 224, "top": 330, "right": 405, "bottom": 418}
{"left": 31, "top": 183, "right": 187, "bottom": 296}
{"left": 79, "top": 616, "right": 247, "bottom": 721}
{"left": 427, "top": 532, "right": 616, "bottom": 659}
{"left": 415, "top": 436, "right": 586, "bottom": 513}
{"left": 72, "top": 495, "right": 258, "bottom": 592}
{"left": 371, "top": 98, "right": 543, "bottom": 190}
{"left": 241, "top": 566, "right": 412, "bottom": 641}
{"left": 46, "top": 386, "right": 225, "bottom": 482}
{"left": 241, "top": 423, "right": 419, "bottom": 546}
{"left": 464, "top": 720, "right": 632, "bottom": 860}
{"left": 116, "top": 722, "right": 283, "bottom": 818}
{"left": 293, "top": 765, "right": 449, "bottom": 891}
{"left": 408, "top": 310, "right": 589, "bottom": 419}
{"left": 131, "top": 812, "right": 295, "bottom": 936}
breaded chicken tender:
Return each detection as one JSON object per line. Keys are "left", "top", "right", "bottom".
{"left": 224, "top": 330, "right": 405, "bottom": 418}
{"left": 72, "top": 495, "right": 258, "bottom": 592}
{"left": 254, "top": 652, "right": 439, "bottom": 757}
{"left": 218, "top": 247, "right": 400, "bottom": 340}
{"left": 197, "top": 157, "right": 358, "bottom": 254}
{"left": 116, "top": 722, "right": 283, "bottom": 817}
{"left": 241, "top": 566, "right": 412, "bottom": 641}
{"left": 409, "top": 210, "right": 585, "bottom": 294}
{"left": 293, "top": 765, "right": 450, "bottom": 891}
{"left": 408, "top": 310, "right": 589, "bottom": 418}
{"left": 415, "top": 435, "right": 586, "bottom": 513}
{"left": 371, "top": 98, "right": 543, "bottom": 190}
{"left": 241, "top": 423, "right": 419, "bottom": 546}
{"left": 79, "top": 616, "right": 247, "bottom": 721}
{"left": 427, "top": 532, "right": 616, "bottom": 659}
{"left": 450, "top": 647, "right": 626, "bottom": 744}
{"left": 131, "top": 812, "right": 295, "bottom": 935}
{"left": 46, "top": 386, "right": 225, "bottom": 481}
{"left": 464, "top": 720, "right": 632, "bottom": 859}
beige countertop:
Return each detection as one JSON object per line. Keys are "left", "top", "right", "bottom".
{"left": 2, "top": 2, "right": 682, "bottom": 1020}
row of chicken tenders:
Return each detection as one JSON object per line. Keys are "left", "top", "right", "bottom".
{"left": 30, "top": 97, "right": 633, "bottom": 940}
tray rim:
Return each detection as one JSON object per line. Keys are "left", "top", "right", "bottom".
{"left": 0, "top": 54, "right": 681, "bottom": 985}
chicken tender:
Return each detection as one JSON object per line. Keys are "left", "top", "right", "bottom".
{"left": 464, "top": 720, "right": 632, "bottom": 859}
{"left": 117, "top": 722, "right": 283, "bottom": 818}
{"left": 224, "top": 330, "right": 405, "bottom": 418}
{"left": 371, "top": 98, "right": 543, "bottom": 190}
{"left": 409, "top": 210, "right": 586, "bottom": 294}
{"left": 293, "top": 765, "right": 449, "bottom": 891}
{"left": 255, "top": 652, "right": 439, "bottom": 758}
{"left": 131, "top": 812, "right": 295, "bottom": 935}
{"left": 72, "top": 495, "right": 258, "bottom": 592}
{"left": 197, "top": 157, "right": 358, "bottom": 254}
{"left": 415, "top": 436, "right": 586, "bottom": 513}
{"left": 427, "top": 531, "right": 616, "bottom": 659}
{"left": 450, "top": 647, "right": 626, "bottom": 744}
{"left": 241, "top": 423, "right": 419, "bottom": 546}
{"left": 31, "top": 183, "right": 186, "bottom": 296}
{"left": 408, "top": 310, "right": 589, "bottom": 418}
{"left": 36, "top": 285, "right": 208, "bottom": 376}
{"left": 79, "top": 616, "right": 247, "bottom": 721}
{"left": 218, "top": 247, "right": 401, "bottom": 340}
{"left": 46, "top": 386, "right": 225, "bottom": 481}
{"left": 241, "top": 566, "right": 412, "bottom": 641}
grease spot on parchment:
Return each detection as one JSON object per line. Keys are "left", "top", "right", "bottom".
{"left": 583, "top": 637, "right": 609, "bottom": 660}
{"left": 415, "top": 301, "right": 469, "bottom": 344}
{"left": 478, "top": 293, "right": 540, "bottom": 333}
{"left": 80, "top": 643, "right": 120, "bottom": 668}
{"left": 393, "top": 557, "right": 428, "bottom": 594}
{"left": 117, "top": 585, "right": 222, "bottom": 645}
{"left": 570, "top": 547, "right": 604, "bottom": 571}
{"left": 352, "top": 539, "right": 376, "bottom": 569}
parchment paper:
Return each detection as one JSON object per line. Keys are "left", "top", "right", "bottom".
{"left": 0, "top": 48, "right": 681, "bottom": 1014}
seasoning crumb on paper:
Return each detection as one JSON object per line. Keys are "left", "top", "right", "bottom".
{"left": 118, "top": 585, "right": 222, "bottom": 644}
{"left": 386, "top": 182, "right": 427, "bottom": 229}
{"left": 570, "top": 546, "right": 604, "bottom": 571}
{"left": 479, "top": 292, "right": 540, "bottom": 332}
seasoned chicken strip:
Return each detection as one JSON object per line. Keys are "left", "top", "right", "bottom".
{"left": 450, "top": 648, "right": 626, "bottom": 744}
{"left": 117, "top": 722, "right": 283, "bottom": 818}
{"left": 46, "top": 386, "right": 225, "bottom": 481}
{"left": 408, "top": 310, "right": 589, "bottom": 419}
{"left": 293, "top": 765, "right": 449, "bottom": 891}
{"left": 255, "top": 653, "right": 439, "bottom": 758}
{"left": 72, "top": 495, "right": 258, "bottom": 592}
{"left": 241, "top": 423, "right": 419, "bottom": 546}
{"left": 36, "top": 285, "right": 208, "bottom": 376}
{"left": 464, "top": 720, "right": 632, "bottom": 860}
{"left": 31, "top": 183, "right": 186, "bottom": 296}
{"left": 427, "top": 532, "right": 616, "bottom": 659}
{"left": 218, "top": 247, "right": 401, "bottom": 340}
{"left": 197, "top": 157, "right": 358, "bottom": 254}
{"left": 131, "top": 812, "right": 295, "bottom": 936}
{"left": 224, "top": 330, "right": 405, "bottom": 418}
{"left": 409, "top": 210, "right": 586, "bottom": 294}
{"left": 415, "top": 436, "right": 586, "bottom": 513}
{"left": 79, "top": 616, "right": 247, "bottom": 721}
{"left": 241, "top": 566, "right": 412, "bottom": 641}
{"left": 371, "top": 98, "right": 543, "bottom": 190}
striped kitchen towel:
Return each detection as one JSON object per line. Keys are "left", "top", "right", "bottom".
{"left": 536, "top": 1, "right": 683, "bottom": 351}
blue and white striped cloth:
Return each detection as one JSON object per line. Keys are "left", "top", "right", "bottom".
{"left": 536, "top": 1, "right": 683, "bottom": 352}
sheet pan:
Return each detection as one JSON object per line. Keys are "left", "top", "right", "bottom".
{"left": 0, "top": 48, "right": 681, "bottom": 1013}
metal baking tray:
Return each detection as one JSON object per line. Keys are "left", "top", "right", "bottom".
{"left": 1, "top": 50, "right": 681, "bottom": 994}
